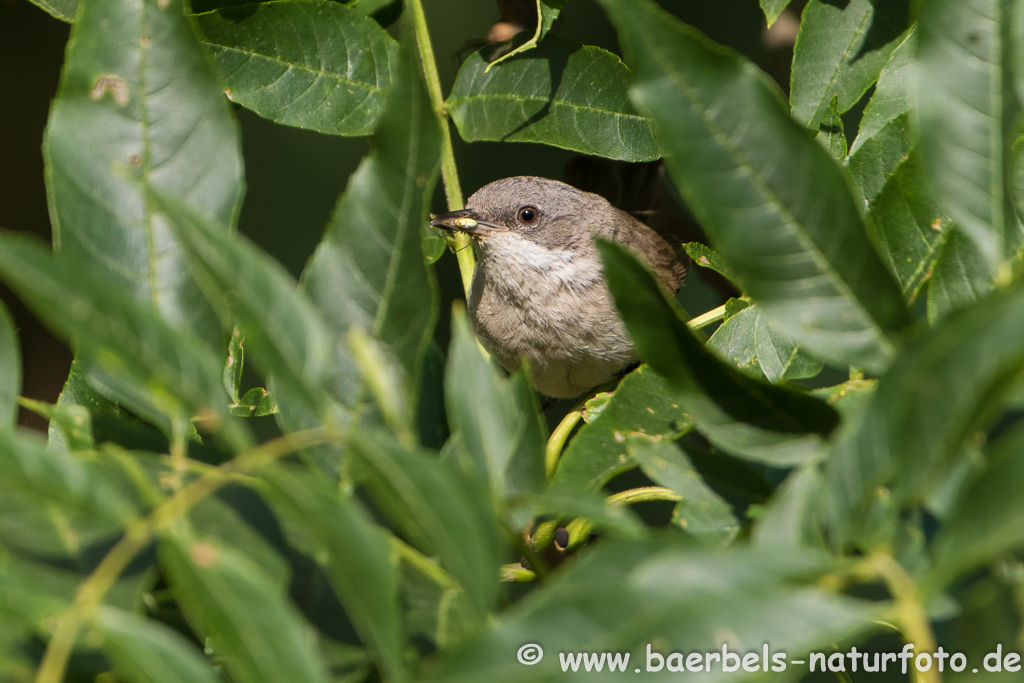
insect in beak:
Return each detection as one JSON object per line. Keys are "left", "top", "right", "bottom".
{"left": 430, "top": 209, "right": 505, "bottom": 236}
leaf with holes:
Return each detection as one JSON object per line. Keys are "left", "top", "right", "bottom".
{"left": 45, "top": 0, "right": 243, "bottom": 350}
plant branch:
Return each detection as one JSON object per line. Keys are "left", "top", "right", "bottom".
{"left": 869, "top": 553, "right": 941, "bottom": 683}
{"left": 34, "top": 428, "right": 338, "bottom": 683}
{"left": 688, "top": 303, "right": 727, "bottom": 330}
{"left": 407, "top": 0, "right": 475, "bottom": 296}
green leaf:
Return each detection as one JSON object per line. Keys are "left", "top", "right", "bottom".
{"left": 927, "top": 230, "right": 997, "bottom": 324}
{"left": 26, "top": 0, "right": 76, "bottom": 21}
{"left": 760, "top": 0, "right": 793, "bottom": 28}
{"left": 846, "top": 113, "right": 915, "bottom": 207}
{"left": 512, "top": 491, "right": 646, "bottom": 541}
{"left": 850, "top": 31, "right": 915, "bottom": 155}
{"left": 303, "top": 21, "right": 439, "bottom": 414}
{"left": 629, "top": 436, "right": 739, "bottom": 546}
{"left": 97, "top": 608, "right": 221, "bottom": 683}
{"left": 444, "top": 309, "right": 545, "bottom": 506}
{"left": 599, "top": 240, "right": 840, "bottom": 466}
{"left": 814, "top": 96, "right": 847, "bottom": 161}
{"left": 824, "top": 278, "right": 1024, "bottom": 548}
{"left": 427, "top": 543, "right": 880, "bottom": 682}
{"left": 261, "top": 466, "right": 405, "bottom": 681}
{"left": 447, "top": 35, "right": 660, "bottom": 162}
{"left": 552, "top": 366, "right": 690, "bottom": 491}
{"left": 753, "top": 466, "right": 825, "bottom": 550}
{"left": 19, "top": 397, "right": 94, "bottom": 451}
{"left": 0, "top": 234, "right": 247, "bottom": 450}
{"left": 866, "top": 148, "right": 951, "bottom": 302}
{"left": 0, "top": 429, "right": 135, "bottom": 528}
{"left": 598, "top": 0, "right": 911, "bottom": 373}
{"left": 707, "top": 303, "right": 824, "bottom": 383}
{"left": 0, "top": 302, "right": 21, "bottom": 430}
{"left": 930, "top": 425, "right": 1024, "bottom": 586}
{"left": 193, "top": 1, "right": 399, "bottom": 137}
{"left": 151, "top": 192, "right": 343, "bottom": 422}
{"left": 161, "top": 533, "right": 330, "bottom": 683}
{"left": 44, "top": 0, "right": 243, "bottom": 350}
{"left": 790, "top": 0, "right": 909, "bottom": 129}
{"left": 917, "top": 0, "right": 1022, "bottom": 268}
{"left": 230, "top": 387, "right": 277, "bottom": 417}
{"left": 682, "top": 242, "right": 733, "bottom": 280}
{"left": 349, "top": 431, "right": 501, "bottom": 620}
{"left": 223, "top": 328, "right": 244, "bottom": 403}
{"left": 486, "top": 0, "right": 567, "bottom": 69}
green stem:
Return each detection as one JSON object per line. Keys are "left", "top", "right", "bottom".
{"left": 501, "top": 563, "right": 538, "bottom": 583}
{"left": 407, "top": 0, "right": 475, "bottom": 297}
{"left": 566, "top": 486, "right": 681, "bottom": 549}
{"left": 545, "top": 408, "right": 583, "bottom": 480}
{"left": 688, "top": 303, "right": 727, "bottom": 330}
{"left": 34, "top": 428, "right": 338, "bottom": 683}
{"left": 390, "top": 537, "right": 461, "bottom": 593}
{"left": 869, "top": 553, "right": 941, "bottom": 683}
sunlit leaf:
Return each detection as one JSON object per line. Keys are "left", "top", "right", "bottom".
{"left": 918, "top": 0, "right": 1022, "bottom": 268}
{"left": 44, "top": 0, "right": 243, "bottom": 349}
{"left": 598, "top": 0, "right": 911, "bottom": 373}
{"left": 303, "top": 21, "right": 439, "bottom": 417}
{"left": 790, "top": 0, "right": 910, "bottom": 129}
{"left": 599, "top": 240, "right": 840, "bottom": 466}
{"left": 194, "top": 1, "right": 399, "bottom": 137}
{"left": 447, "top": 35, "right": 660, "bottom": 162}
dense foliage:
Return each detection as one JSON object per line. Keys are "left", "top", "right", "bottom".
{"left": 3, "top": 0, "right": 1024, "bottom": 680}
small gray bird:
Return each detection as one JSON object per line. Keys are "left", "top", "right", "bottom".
{"left": 431, "top": 176, "right": 686, "bottom": 398}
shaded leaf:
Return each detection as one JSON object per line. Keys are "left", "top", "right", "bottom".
{"left": 927, "top": 230, "right": 996, "bottom": 324}
{"left": 447, "top": 35, "right": 660, "bottom": 162}
{"left": 599, "top": 240, "right": 840, "bottom": 466}
{"left": 824, "top": 278, "right": 1024, "bottom": 548}
{"left": 846, "top": 113, "right": 915, "bottom": 207}
{"left": 0, "top": 302, "right": 21, "bottom": 430}
{"left": 866, "top": 148, "right": 951, "bottom": 302}
{"left": 682, "top": 242, "right": 733, "bottom": 280}
{"left": 151, "top": 192, "right": 342, "bottom": 422}
{"left": 426, "top": 543, "right": 880, "bottom": 682}
{"left": 629, "top": 436, "right": 739, "bottom": 546}
{"left": 97, "top": 608, "right": 220, "bottom": 683}
{"left": 814, "top": 96, "right": 847, "bottom": 160}
{"left": 552, "top": 365, "right": 691, "bottom": 491}
{"left": 753, "top": 466, "right": 825, "bottom": 550}
{"left": 930, "top": 425, "right": 1024, "bottom": 587}
{"left": 917, "top": 0, "right": 1022, "bottom": 268}
{"left": 486, "top": 0, "right": 567, "bottom": 69}
{"left": 760, "top": 0, "right": 794, "bottom": 28}
{"left": 445, "top": 309, "right": 545, "bottom": 506}
{"left": 161, "top": 534, "right": 330, "bottom": 683}
{"left": 303, "top": 22, "right": 439, "bottom": 415}
{"left": 0, "top": 234, "right": 247, "bottom": 450}
{"left": 790, "top": 0, "right": 909, "bottom": 128}
{"left": 194, "top": 1, "right": 399, "bottom": 137}
{"left": 850, "top": 31, "right": 915, "bottom": 155}
{"left": 707, "top": 304, "right": 824, "bottom": 383}
{"left": 598, "top": 0, "right": 910, "bottom": 373}
{"left": 45, "top": 0, "right": 243, "bottom": 350}
{"left": 349, "top": 431, "right": 501, "bottom": 620}
{"left": 26, "top": 0, "right": 75, "bottom": 21}
{"left": 262, "top": 466, "right": 405, "bottom": 681}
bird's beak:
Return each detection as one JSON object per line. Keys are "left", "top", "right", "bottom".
{"left": 429, "top": 209, "right": 505, "bottom": 236}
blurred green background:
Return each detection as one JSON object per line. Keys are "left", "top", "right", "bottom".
{"left": 0, "top": 0, "right": 803, "bottom": 431}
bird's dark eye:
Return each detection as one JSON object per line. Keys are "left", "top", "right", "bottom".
{"left": 517, "top": 206, "right": 539, "bottom": 225}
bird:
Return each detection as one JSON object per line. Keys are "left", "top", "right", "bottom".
{"left": 431, "top": 176, "right": 686, "bottom": 399}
